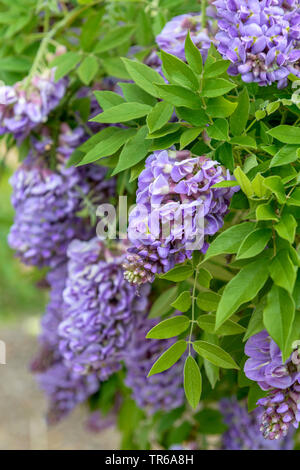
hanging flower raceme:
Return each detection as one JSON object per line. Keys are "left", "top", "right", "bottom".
{"left": 36, "top": 360, "right": 99, "bottom": 425}
{"left": 156, "top": 12, "right": 215, "bottom": 62}
{"left": 213, "top": 0, "right": 300, "bottom": 88}
{"left": 123, "top": 149, "right": 238, "bottom": 285}
{"left": 124, "top": 316, "right": 185, "bottom": 415}
{"left": 58, "top": 238, "right": 150, "bottom": 381}
{"left": 8, "top": 124, "right": 115, "bottom": 269}
{"left": 0, "top": 69, "right": 67, "bottom": 140}
{"left": 30, "top": 264, "right": 100, "bottom": 425}
{"left": 220, "top": 397, "right": 294, "bottom": 449}
{"left": 244, "top": 331, "right": 300, "bottom": 439}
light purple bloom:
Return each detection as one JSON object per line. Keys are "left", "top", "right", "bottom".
{"left": 220, "top": 397, "right": 294, "bottom": 449}
{"left": 214, "top": 0, "right": 300, "bottom": 88}
{"left": 123, "top": 149, "right": 238, "bottom": 284}
{"left": 8, "top": 125, "right": 115, "bottom": 268}
{"left": 58, "top": 238, "right": 150, "bottom": 380}
{"left": 244, "top": 331, "right": 300, "bottom": 390}
{"left": 0, "top": 69, "right": 67, "bottom": 140}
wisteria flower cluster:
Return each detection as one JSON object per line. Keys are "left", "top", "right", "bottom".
{"left": 123, "top": 149, "right": 238, "bottom": 284}
{"left": 0, "top": 69, "right": 67, "bottom": 140}
{"left": 214, "top": 0, "right": 300, "bottom": 88}
{"left": 220, "top": 397, "right": 294, "bottom": 449}
{"left": 245, "top": 331, "right": 300, "bottom": 439}
{"left": 8, "top": 125, "right": 115, "bottom": 268}
{"left": 58, "top": 238, "right": 150, "bottom": 380}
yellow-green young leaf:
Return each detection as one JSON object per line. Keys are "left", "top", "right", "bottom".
{"left": 206, "top": 118, "right": 229, "bottom": 141}
{"left": 234, "top": 167, "right": 254, "bottom": 197}
{"left": 120, "top": 83, "right": 156, "bottom": 106}
{"left": 161, "top": 50, "right": 199, "bottom": 90}
{"left": 147, "top": 123, "right": 181, "bottom": 139}
{"left": 206, "top": 97, "right": 237, "bottom": 118}
{"left": 269, "top": 250, "right": 296, "bottom": 294}
{"left": 160, "top": 265, "right": 194, "bottom": 282}
{"left": 122, "top": 57, "right": 165, "bottom": 97}
{"left": 256, "top": 202, "right": 279, "bottom": 221}
{"left": 148, "top": 340, "right": 187, "bottom": 376}
{"left": 185, "top": 31, "right": 203, "bottom": 74}
{"left": 236, "top": 228, "right": 272, "bottom": 260}
{"left": 112, "top": 126, "right": 151, "bottom": 175}
{"left": 148, "top": 286, "right": 178, "bottom": 318}
{"left": 197, "top": 314, "right": 246, "bottom": 335}
{"left": 77, "top": 56, "right": 98, "bottom": 85}
{"left": 184, "top": 356, "right": 202, "bottom": 409}
{"left": 275, "top": 213, "right": 297, "bottom": 244}
{"left": 252, "top": 173, "right": 268, "bottom": 198}
{"left": 146, "top": 315, "right": 190, "bottom": 339}
{"left": 263, "top": 285, "right": 295, "bottom": 362}
{"left": 91, "top": 102, "right": 152, "bottom": 123}
{"left": 180, "top": 127, "right": 202, "bottom": 149}
{"left": 205, "top": 222, "right": 256, "bottom": 260}
{"left": 287, "top": 187, "right": 300, "bottom": 207}
{"left": 196, "top": 292, "right": 221, "bottom": 311}
{"left": 193, "top": 341, "right": 239, "bottom": 369}
{"left": 146, "top": 101, "right": 174, "bottom": 134}
{"left": 215, "top": 258, "right": 269, "bottom": 329}
{"left": 230, "top": 87, "right": 250, "bottom": 136}
{"left": 197, "top": 268, "right": 212, "bottom": 288}
{"left": 263, "top": 176, "right": 286, "bottom": 204}
{"left": 171, "top": 291, "right": 192, "bottom": 312}
{"left": 267, "top": 125, "right": 300, "bottom": 144}
{"left": 270, "top": 145, "right": 299, "bottom": 167}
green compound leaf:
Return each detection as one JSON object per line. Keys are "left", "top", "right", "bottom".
{"left": 146, "top": 315, "right": 190, "bottom": 339}
{"left": 215, "top": 258, "right": 269, "bottom": 329}
{"left": 184, "top": 356, "right": 202, "bottom": 409}
{"left": 193, "top": 341, "right": 239, "bottom": 369}
{"left": 148, "top": 340, "right": 187, "bottom": 376}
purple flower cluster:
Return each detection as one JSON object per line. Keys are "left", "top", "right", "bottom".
{"left": 220, "top": 398, "right": 294, "bottom": 449}
{"left": 8, "top": 125, "right": 115, "bottom": 268}
{"left": 214, "top": 0, "right": 300, "bottom": 88}
{"left": 244, "top": 330, "right": 300, "bottom": 439}
{"left": 124, "top": 317, "right": 185, "bottom": 415}
{"left": 123, "top": 149, "right": 237, "bottom": 284}
{"left": 58, "top": 238, "right": 150, "bottom": 381}
{"left": 156, "top": 12, "right": 214, "bottom": 63}
{"left": 31, "top": 263, "right": 100, "bottom": 425}
{"left": 244, "top": 330, "right": 300, "bottom": 391}
{"left": 36, "top": 361, "right": 99, "bottom": 425}
{"left": 0, "top": 69, "right": 67, "bottom": 140}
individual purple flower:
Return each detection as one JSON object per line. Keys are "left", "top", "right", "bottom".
{"left": 58, "top": 238, "right": 150, "bottom": 381}
{"left": 220, "top": 397, "right": 294, "bottom": 449}
{"left": 257, "top": 383, "right": 300, "bottom": 440}
{"left": 156, "top": 12, "right": 215, "bottom": 63}
{"left": 8, "top": 125, "right": 115, "bottom": 268}
{"left": 0, "top": 69, "right": 67, "bottom": 140}
{"left": 123, "top": 149, "right": 238, "bottom": 284}
{"left": 124, "top": 316, "right": 185, "bottom": 415}
{"left": 244, "top": 331, "right": 300, "bottom": 391}
{"left": 214, "top": 0, "right": 300, "bottom": 88}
